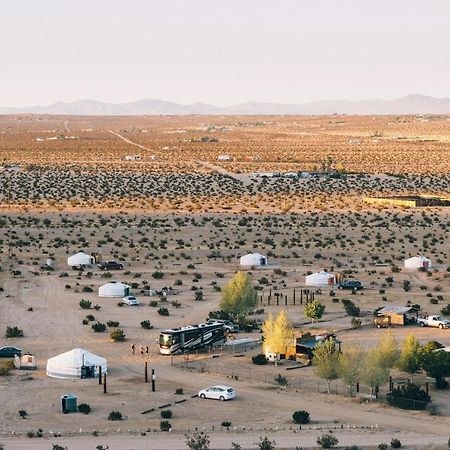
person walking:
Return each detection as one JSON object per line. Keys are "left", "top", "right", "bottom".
{"left": 145, "top": 345, "right": 149, "bottom": 355}
{"left": 140, "top": 345, "right": 144, "bottom": 356}
{"left": 131, "top": 344, "right": 135, "bottom": 355}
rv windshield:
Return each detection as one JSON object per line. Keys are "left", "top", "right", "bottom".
{"left": 159, "top": 333, "right": 173, "bottom": 347}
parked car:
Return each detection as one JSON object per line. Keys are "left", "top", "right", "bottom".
{"left": 207, "top": 319, "right": 239, "bottom": 333}
{"left": 337, "top": 280, "right": 364, "bottom": 291}
{"left": 0, "top": 346, "right": 22, "bottom": 358}
{"left": 198, "top": 385, "right": 235, "bottom": 401}
{"left": 98, "top": 261, "right": 124, "bottom": 270}
{"left": 122, "top": 295, "right": 139, "bottom": 306}
{"left": 417, "top": 315, "right": 450, "bottom": 329}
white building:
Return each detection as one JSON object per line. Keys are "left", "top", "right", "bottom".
{"left": 46, "top": 348, "right": 107, "bottom": 379}
{"left": 305, "top": 271, "right": 335, "bottom": 287}
{"left": 98, "top": 281, "right": 130, "bottom": 298}
{"left": 404, "top": 255, "right": 432, "bottom": 270}
{"left": 67, "top": 251, "right": 95, "bottom": 268}
{"left": 240, "top": 253, "right": 268, "bottom": 266}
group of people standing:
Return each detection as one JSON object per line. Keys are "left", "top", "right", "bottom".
{"left": 131, "top": 343, "right": 149, "bottom": 356}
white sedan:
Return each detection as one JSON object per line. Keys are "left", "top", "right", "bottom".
{"left": 198, "top": 385, "right": 235, "bottom": 401}
{"left": 122, "top": 295, "right": 140, "bottom": 306}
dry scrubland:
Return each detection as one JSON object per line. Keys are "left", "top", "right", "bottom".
{"left": 0, "top": 114, "right": 450, "bottom": 449}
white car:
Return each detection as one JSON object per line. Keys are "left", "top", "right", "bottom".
{"left": 198, "top": 385, "right": 235, "bottom": 401}
{"left": 122, "top": 295, "right": 140, "bottom": 306}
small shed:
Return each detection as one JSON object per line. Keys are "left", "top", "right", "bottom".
{"left": 305, "top": 271, "right": 335, "bottom": 287}
{"left": 67, "top": 252, "right": 95, "bottom": 268}
{"left": 404, "top": 255, "right": 432, "bottom": 270}
{"left": 295, "top": 333, "right": 341, "bottom": 361}
{"left": 98, "top": 281, "right": 130, "bottom": 298}
{"left": 240, "top": 253, "right": 268, "bottom": 266}
{"left": 14, "top": 354, "right": 37, "bottom": 370}
{"left": 376, "top": 305, "right": 418, "bottom": 326}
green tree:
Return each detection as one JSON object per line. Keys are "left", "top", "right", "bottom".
{"left": 304, "top": 299, "right": 325, "bottom": 325}
{"left": 339, "top": 344, "right": 363, "bottom": 395}
{"left": 220, "top": 272, "right": 257, "bottom": 321}
{"left": 313, "top": 338, "right": 340, "bottom": 393}
{"left": 420, "top": 348, "right": 450, "bottom": 389}
{"left": 362, "top": 349, "right": 389, "bottom": 398}
{"left": 262, "top": 310, "right": 294, "bottom": 360}
{"left": 373, "top": 331, "right": 399, "bottom": 369}
{"left": 397, "top": 334, "right": 422, "bottom": 381}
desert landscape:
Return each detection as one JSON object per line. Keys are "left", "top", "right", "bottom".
{"left": 0, "top": 114, "right": 450, "bottom": 450}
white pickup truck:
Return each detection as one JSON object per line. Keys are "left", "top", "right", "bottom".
{"left": 417, "top": 315, "right": 450, "bottom": 329}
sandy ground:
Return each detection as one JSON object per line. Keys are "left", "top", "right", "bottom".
{"left": 0, "top": 208, "right": 450, "bottom": 450}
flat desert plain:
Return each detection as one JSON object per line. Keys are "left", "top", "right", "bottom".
{"left": 0, "top": 114, "right": 450, "bottom": 449}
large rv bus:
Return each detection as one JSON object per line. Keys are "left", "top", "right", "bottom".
{"left": 159, "top": 322, "right": 226, "bottom": 355}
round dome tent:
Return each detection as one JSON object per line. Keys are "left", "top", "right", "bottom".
{"left": 98, "top": 281, "right": 130, "bottom": 298}
{"left": 404, "top": 255, "right": 432, "bottom": 270}
{"left": 67, "top": 251, "right": 94, "bottom": 267}
{"left": 240, "top": 253, "right": 268, "bottom": 266}
{"left": 46, "top": 348, "right": 107, "bottom": 379}
{"left": 305, "top": 271, "right": 335, "bottom": 287}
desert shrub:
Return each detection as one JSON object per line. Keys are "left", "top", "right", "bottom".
{"left": 149, "top": 300, "right": 158, "bottom": 307}
{"left": 317, "top": 433, "right": 339, "bottom": 448}
{"left": 171, "top": 300, "right": 181, "bottom": 308}
{"left": 160, "top": 409, "right": 172, "bottom": 419}
{"left": 18, "top": 409, "right": 28, "bottom": 419}
{"left": 175, "top": 387, "right": 184, "bottom": 394}
{"left": 141, "top": 320, "right": 154, "bottom": 329}
{"left": 160, "top": 420, "right": 171, "bottom": 431}
{"left": 152, "top": 271, "right": 164, "bottom": 279}
{"left": 221, "top": 421, "right": 232, "bottom": 427}
{"left": 274, "top": 374, "right": 288, "bottom": 386}
{"left": 107, "top": 320, "right": 120, "bottom": 327}
{"left": 82, "top": 319, "right": 89, "bottom": 325}
{"left": 5, "top": 326, "right": 24, "bottom": 338}
{"left": 85, "top": 314, "right": 95, "bottom": 321}
{"left": 378, "top": 444, "right": 388, "bottom": 450}
{"left": 341, "top": 299, "right": 360, "bottom": 317}
{"left": 252, "top": 354, "right": 268, "bottom": 365}
{"left": 195, "top": 291, "right": 204, "bottom": 301}
{"left": 390, "top": 438, "right": 402, "bottom": 448}
{"left": 79, "top": 299, "right": 92, "bottom": 309}
{"left": 174, "top": 279, "right": 183, "bottom": 285}
{"left": 158, "top": 307, "right": 169, "bottom": 316}
{"left": 78, "top": 403, "right": 91, "bottom": 414}
{"left": 52, "top": 444, "right": 67, "bottom": 450}
{"left": 387, "top": 383, "right": 430, "bottom": 410}
{"left": 351, "top": 317, "right": 362, "bottom": 329}
{"left": 82, "top": 286, "right": 93, "bottom": 293}
{"left": 257, "top": 436, "right": 276, "bottom": 450}
{"left": 441, "top": 304, "right": 450, "bottom": 316}
{"left": 108, "top": 411, "right": 123, "bottom": 421}
{"left": 91, "top": 322, "right": 107, "bottom": 332}
{"left": 110, "top": 329, "right": 126, "bottom": 341}
{"left": 93, "top": 304, "right": 101, "bottom": 310}
{"left": 292, "top": 410, "right": 310, "bottom": 424}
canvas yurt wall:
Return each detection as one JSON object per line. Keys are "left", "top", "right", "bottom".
{"left": 404, "top": 255, "right": 432, "bottom": 269}
{"left": 98, "top": 281, "right": 130, "bottom": 297}
{"left": 305, "top": 271, "right": 335, "bottom": 287}
{"left": 240, "top": 253, "right": 268, "bottom": 266}
{"left": 67, "top": 252, "right": 94, "bottom": 267}
{"left": 46, "top": 348, "right": 107, "bottom": 379}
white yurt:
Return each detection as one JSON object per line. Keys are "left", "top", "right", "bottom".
{"left": 240, "top": 253, "right": 268, "bottom": 266}
{"left": 98, "top": 281, "right": 130, "bottom": 298}
{"left": 67, "top": 251, "right": 94, "bottom": 267}
{"left": 305, "top": 271, "right": 335, "bottom": 287}
{"left": 404, "top": 255, "right": 432, "bottom": 269}
{"left": 46, "top": 348, "right": 107, "bottom": 379}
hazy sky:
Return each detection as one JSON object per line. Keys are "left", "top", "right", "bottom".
{"left": 2, "top": 1, "right": 449, "bottom": 106}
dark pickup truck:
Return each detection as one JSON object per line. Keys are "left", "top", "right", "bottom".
{"left": 98, "top": 261, "right": 124, "bottom": 270}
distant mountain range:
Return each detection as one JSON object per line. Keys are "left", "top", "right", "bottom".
{"left": 1, "top": 94, "right": 450, "bottom": 116}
